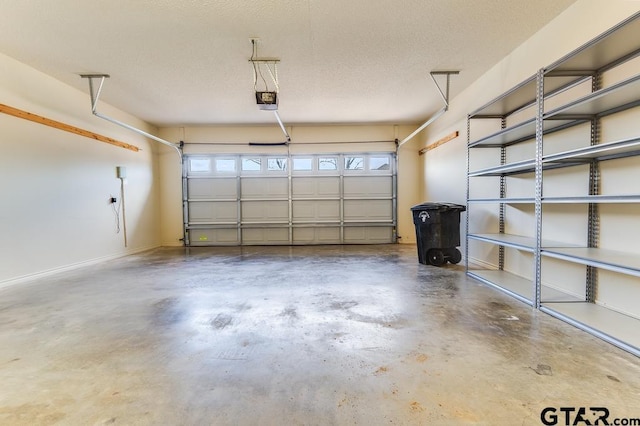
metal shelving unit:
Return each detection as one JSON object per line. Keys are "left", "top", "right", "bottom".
{"left": 466, "top": 11, "right": 640, "bottom": 356}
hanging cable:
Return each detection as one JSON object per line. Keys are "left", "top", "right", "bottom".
{"left": 250, "top": 40, "right": 280, "bottom": 93}
{"left": 119, "top": 177, "right": 128, "bottom": 248}
{"left": 110, "top": 194, "right": 121, "bottom": 234}
{"left": 265, "top": 62, "right": 280, "bottom": 93}
{"left": 251, "top": 40, "right": 269, "bottom": 92}
{"left": 251, "top": 40, "right": 258, "bottom": 92}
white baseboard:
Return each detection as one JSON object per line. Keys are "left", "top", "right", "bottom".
{"left": 0, "top": 245, "right": 160, "bottom": 290}
{"left": 161, "top": 241, "right": 185, "bottom": 247}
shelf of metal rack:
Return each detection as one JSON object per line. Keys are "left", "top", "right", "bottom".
{"left": 469, "top": 269, "right": 582, "bottom": 306}
{"left": 545, "top": 74, "right": 640, "bottom": 119}
{"left": 468, "top": 197, "right": 534, "bottom": 204}
{"left": 469, "top": 118, "right": 585, "bottom": 148}
{"left": 541, "top": 247, "right": 640, "bottom": 278}
{"left": 540, "top": 303, "right": 640, "bottom": 357}
{"left": 468, "top": 233, "right": 577, "bottom": 252}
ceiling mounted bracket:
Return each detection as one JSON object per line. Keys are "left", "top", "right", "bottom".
{"left": 80, "top": 74, "right": 182, "bottom": 158}
{"left": 429, "top": 70, "right": 459, "bottom": 109}
{"left": 398, "top": 70, "right": 459, "bottom": 148}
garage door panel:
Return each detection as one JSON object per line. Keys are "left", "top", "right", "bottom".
{"left": 344, "top": 200, "right": 392, "bottom": 221}
{"left": 292, "top": 200, "right": 340, "bottom": 221}
{"left": 293, "top": 227, "right": 341, "bottom": 244}
{"left": 344, "top": 176, "right": 392, "bottom": 197}
{"left": 344, "top": 226, "right": 393, "bottom": 244}
{"left": 242, "top": 228, "right": 289, "bottom": 244}
{"left": 189, "top": 228, "right": 239, "bottom": 245}
{"left": 241, "top": 201, "right": 289, "bottom": 222}
{"left": 292, "top": 177, "right": 340, "bottom": 198}
{"left": 242, "top": 177, "right": 288, "bottom": 198}
{"left": 188, "top": 201, "right": 238, "bottom": 223}
{"left": 188, "top": 178, "right": 237, "bottom": 199}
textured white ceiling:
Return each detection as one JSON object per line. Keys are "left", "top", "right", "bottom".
{"left": 0, "top": 0, "right": 577, "bottom": 127}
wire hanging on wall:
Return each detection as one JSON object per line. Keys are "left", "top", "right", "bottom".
{"left": 110, "top": 193, "right": 121, "bottom": 234}
{"left": 119, "top": 175, "right": 127, "bottom": 248}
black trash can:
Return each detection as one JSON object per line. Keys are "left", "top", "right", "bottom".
{"left": 411, "top": 202, "right": 466, "bottom": 266}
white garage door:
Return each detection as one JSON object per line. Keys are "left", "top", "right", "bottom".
{"left": 183, "top": 153, "right": 396, "bottom": 246}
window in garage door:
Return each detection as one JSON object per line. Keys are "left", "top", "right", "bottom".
{"left": 184, "top": 153, "right": 396, "bottom": 246}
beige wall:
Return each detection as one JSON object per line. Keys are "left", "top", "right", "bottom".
{"left": 0, "top": 52, "right": 161, "bottom": 285}
{"left": 157, "top": 124, "right": 423, "bottom": 246}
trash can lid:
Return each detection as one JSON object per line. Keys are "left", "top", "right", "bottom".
{"left": 410, "top": 202, "right": 466, "bottom": 211}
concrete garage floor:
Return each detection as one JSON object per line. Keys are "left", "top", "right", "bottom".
{"left": 0, "top": 245, "right": 639, "bottom": 425}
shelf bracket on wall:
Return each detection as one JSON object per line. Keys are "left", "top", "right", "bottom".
{"left": 398, "top": 70, "right": 459, "bottom": 148}
{"left": 80, "top": 74, "right": 182, "bottom": 158}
